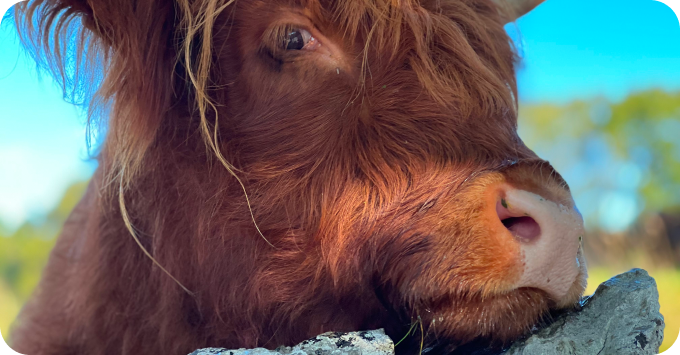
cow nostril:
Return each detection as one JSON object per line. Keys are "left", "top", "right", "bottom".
{"left": 502, "top": 216, "right": 540, "bottom": 242}
{"left": 496, "top": 199, "right": 541, "bottom": 242}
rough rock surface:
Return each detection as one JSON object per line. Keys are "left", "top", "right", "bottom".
{"left": 504, "top": 268, "right": 664, "bottom": 355}
{"left": 188, "top": 329, "right": 394, "bottom": 355}
{"left": 188, "top": 269, "right": 664, "bottom": 355}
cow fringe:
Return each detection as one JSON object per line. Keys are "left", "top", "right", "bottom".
{"left": 176, "top": 0, "right": 275, "bottom": 248}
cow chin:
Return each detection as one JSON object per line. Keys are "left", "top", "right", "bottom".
{"left": 375, "top": 254, "right": 587, "bottom": 353}
{"left": 400, "top": 273, "right": 586, "bottom": 352}
{"left": 430, "top": 289, "right": 550, "bottom": 344}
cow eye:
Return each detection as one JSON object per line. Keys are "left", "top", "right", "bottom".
{"left": 283, "top": 29, "right": 315, "bottom": 50}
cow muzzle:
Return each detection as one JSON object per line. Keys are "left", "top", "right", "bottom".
{"left": 492, "top": 183, "right": 587, "bottom": 306}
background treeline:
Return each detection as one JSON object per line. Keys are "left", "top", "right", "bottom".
{"left": 0, "top": 181, "right": 88, "bottom": 338}
{"left": 1, "top": 90, "right": 679, "bottom": 350}
{"left": 518, "top": 90, "right": 680, "bottom": 269}
{"left": 1, "top": 182, "right": 88, "bottom": 296}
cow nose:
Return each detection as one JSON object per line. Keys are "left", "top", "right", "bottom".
{"left": 494, "top": 184, "right": 585, "bottom": 302}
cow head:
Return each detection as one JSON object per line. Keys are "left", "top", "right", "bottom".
{"left": 202, "top": 0, "right": 587, "bottom": 345}
{"left": 15, "top": 0, "right": 586, "bottom": 352}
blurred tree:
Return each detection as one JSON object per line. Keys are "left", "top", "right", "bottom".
{"left": 0, "top": 224, "right": 55, "bottom": 300}
{"left": 0, "top": 181, "right": 87, "bottom": 300}
{"left": 606, "top": 91, "right": 680, "bottom": 213}
{"left": 518, "top": 90, "right": 680, "bottom": 232}
{"left": 0, "top": 180, "right": 88, "bottom": 337}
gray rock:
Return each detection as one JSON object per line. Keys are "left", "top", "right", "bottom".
{"left": 189, "top": 269, "right": 664, "bottom": 355}
{"left": 188, "top": 329, "right": 394, "bottom": 355}
{"left": 505, "top": 268, "right": 664, "bottom": 355}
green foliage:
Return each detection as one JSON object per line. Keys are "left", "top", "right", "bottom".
{"left": 518, "top": 90, "right": 680, "bottom": 220}
{"left": 0, "top": 229, "right": 54, "bottom": 301}
{"left": 0, "top": 181, "right": 87, "bottom": 301}
{"left": 0, "top": 180, "right": 88, "bottom": 337}
{"left": 606, "top": 91, "right": 680, "bottom": 211}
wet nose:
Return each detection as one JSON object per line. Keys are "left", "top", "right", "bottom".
{"left": 493, "top": 184, "right": 585, "bottom": 301}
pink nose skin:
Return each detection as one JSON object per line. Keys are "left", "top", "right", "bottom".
{"left": 496, "top": 185, "right": 585, "bottom": 302}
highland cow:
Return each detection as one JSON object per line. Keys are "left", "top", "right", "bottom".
{"left": 9, "top": 0, "right": 587, "bottom": 354}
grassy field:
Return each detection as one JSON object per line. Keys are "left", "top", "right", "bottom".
{"left": 2, "top": 268, "right": 679, "bottom": 351}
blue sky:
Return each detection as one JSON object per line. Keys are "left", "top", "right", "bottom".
{"left": 0, "top": 0, "right": 679, "bottom": 230}
{"left": 512, "top": 0, "right": 680, "bottom": 102}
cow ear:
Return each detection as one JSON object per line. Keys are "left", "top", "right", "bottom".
{"left": 14, "top": 0, "right": 179, "bottom": 185}
{"left": 492, "top": 0, "right": 545, "bottom": 22}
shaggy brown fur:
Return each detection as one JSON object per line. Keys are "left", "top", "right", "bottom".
{"left": 10, "top": 0, "right": 581, "bottom": 354}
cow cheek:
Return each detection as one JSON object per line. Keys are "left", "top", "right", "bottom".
{"left": 410, "top": 186, "right": 524, "bottom": 300}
